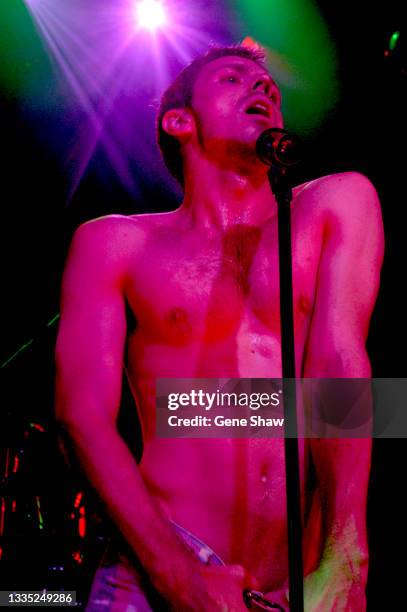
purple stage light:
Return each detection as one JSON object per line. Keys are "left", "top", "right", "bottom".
{"left": 133, "top": 0, "right": 167, "bottom": 32}
{"left": 21, "top": 0, "right": 227, "bottom": 201}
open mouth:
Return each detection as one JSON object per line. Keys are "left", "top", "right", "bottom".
{"left": 245, "top": 103, "right": 270, "bottom": 118}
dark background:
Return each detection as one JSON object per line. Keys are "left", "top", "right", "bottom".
{"left": 0, "top": 1, "right": 405, "bottom": 608}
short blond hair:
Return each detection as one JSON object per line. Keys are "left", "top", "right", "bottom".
{"left": 157, "top": 44, "right": 267, "bottom": 185}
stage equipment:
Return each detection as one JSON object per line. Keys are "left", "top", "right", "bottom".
{"left": 244, "top": 588, "right": 285, "bottom": 610}
{"left": 251, "top": 128, "right": 304, "bottom": 612}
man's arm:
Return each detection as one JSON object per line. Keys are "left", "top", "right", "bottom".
{"left": 55, "top": 217, "right": 254, "bottom": 611}
{"left": 302, "top": 172, "right": 384, "bottom": 610}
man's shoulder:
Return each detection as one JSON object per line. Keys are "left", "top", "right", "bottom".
{"left": 74, "top": 211, "right": 176, "bottom": 246}
{"left": 295, "top": 171, "right": 376, "bottom": 198}
{"left": 77, "top": 211, "right": 155, "bottom": 235}
{"left": 294, "top": 171, "right": 380, "bottom": 224}
{"left": 68, "top": 211, "right": 180, "bottom": 277}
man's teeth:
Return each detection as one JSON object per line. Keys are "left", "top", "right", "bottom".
{"left": 246, "top": 104, "right": 268, "bottom": 116}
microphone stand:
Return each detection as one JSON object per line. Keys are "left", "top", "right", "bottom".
{"left": 268, "top": 164, "right": 304, "bottom": 612}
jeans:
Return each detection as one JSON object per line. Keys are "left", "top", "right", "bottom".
{"left": 86, "top": 520, "right": 225, "bottom": 611}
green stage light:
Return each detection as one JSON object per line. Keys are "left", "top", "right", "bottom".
{"left": 236, "top": 0, "right": 338, "bottom": 134}
{"left": 389, "top": 31, "right": 400, "bottom": 52}
{"left": 0, "top": 0, "right": 52, "bottom": 99}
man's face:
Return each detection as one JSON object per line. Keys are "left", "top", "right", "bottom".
{"left": 189, "top": 55, "right": 284, "bottom": 164}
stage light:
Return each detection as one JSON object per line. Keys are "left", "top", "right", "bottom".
{"left": 389, "top": 31, "right": 400, "bottom": 52}
{"left": 134, "top": 0, "right": 167, "bottom": 32}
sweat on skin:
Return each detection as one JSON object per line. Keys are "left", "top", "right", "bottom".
{"left": 55, "top": 47, "right": 384, "bottom": 611}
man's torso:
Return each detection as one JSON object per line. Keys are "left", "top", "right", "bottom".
{"left": 104, "top": 178, "right": 328, "bottom": 590}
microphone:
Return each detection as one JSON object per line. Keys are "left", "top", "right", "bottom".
{"left": 256, "top": 128, "right": 302, "bottom": 168}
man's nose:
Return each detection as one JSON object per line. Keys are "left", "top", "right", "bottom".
{"left": 252, "top": 78, "right": 270, "bottom": 96}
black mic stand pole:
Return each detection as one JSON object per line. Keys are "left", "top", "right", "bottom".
{"left": 268, "top": 163, "right": 304, "bottom": 612}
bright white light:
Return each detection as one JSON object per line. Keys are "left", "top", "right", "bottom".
{"left": 134, "top": 0, "right": 167, "bottom": 31}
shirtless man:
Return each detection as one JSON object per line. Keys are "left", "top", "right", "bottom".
{"left": 55, "top": 45, "right": 384, "bottom": 611}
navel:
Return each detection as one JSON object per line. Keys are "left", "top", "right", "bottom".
{"left": 260, "top": 464, "right": 269, "bottom": 484}
{"left": 298, "top": 294, "right": 311, "bottom": 314}
{"left": 166, "top": 307, "right": 192, "bottom": 339}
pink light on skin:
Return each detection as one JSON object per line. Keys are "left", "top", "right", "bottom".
{"left": 134, "top": 0, "right": 167, "bottom": 32}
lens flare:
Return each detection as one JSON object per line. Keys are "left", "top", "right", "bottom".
{"left": 17, "top": 1, "right": 261, "bottom": 201}
{"left": 134, "top": 0, "right": 167, "bottom": 32}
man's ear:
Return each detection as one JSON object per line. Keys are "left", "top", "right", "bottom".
{"left": 161, "top": 108, "right": 194, "bottom": 142}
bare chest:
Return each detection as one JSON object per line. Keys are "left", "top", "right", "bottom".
{"left": 125, "top": 213, "right": 323, "bottom": 345}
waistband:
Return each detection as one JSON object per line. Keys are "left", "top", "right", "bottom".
{"left": 100, "top": 519, "right": 225, "bottom": 569}
{"left": 169, "top": 519, "right": 225, "bottom": 566}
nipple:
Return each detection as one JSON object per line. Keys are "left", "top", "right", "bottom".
{"left": 260, "top": 465, "right": 268, "bottom": 483}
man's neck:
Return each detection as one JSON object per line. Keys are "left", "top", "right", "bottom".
{"left": 179, "top": 160, "right": 277, "bottom": 232}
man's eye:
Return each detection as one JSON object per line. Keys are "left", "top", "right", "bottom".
{"left": 221, "top": 75, "right": 238, "bottom": 83}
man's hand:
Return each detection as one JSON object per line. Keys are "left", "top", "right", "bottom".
{"left": 302, "top": 561, "right": 366, "bottom": 612}
{"left": 264, "top": 560, "right": 366, "bottom": 612}
{"left": 172, "top": 564, "right": 258, "bottom": 612}
{"left": 263, "top": 586, "right": 289, "bottom": 611}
